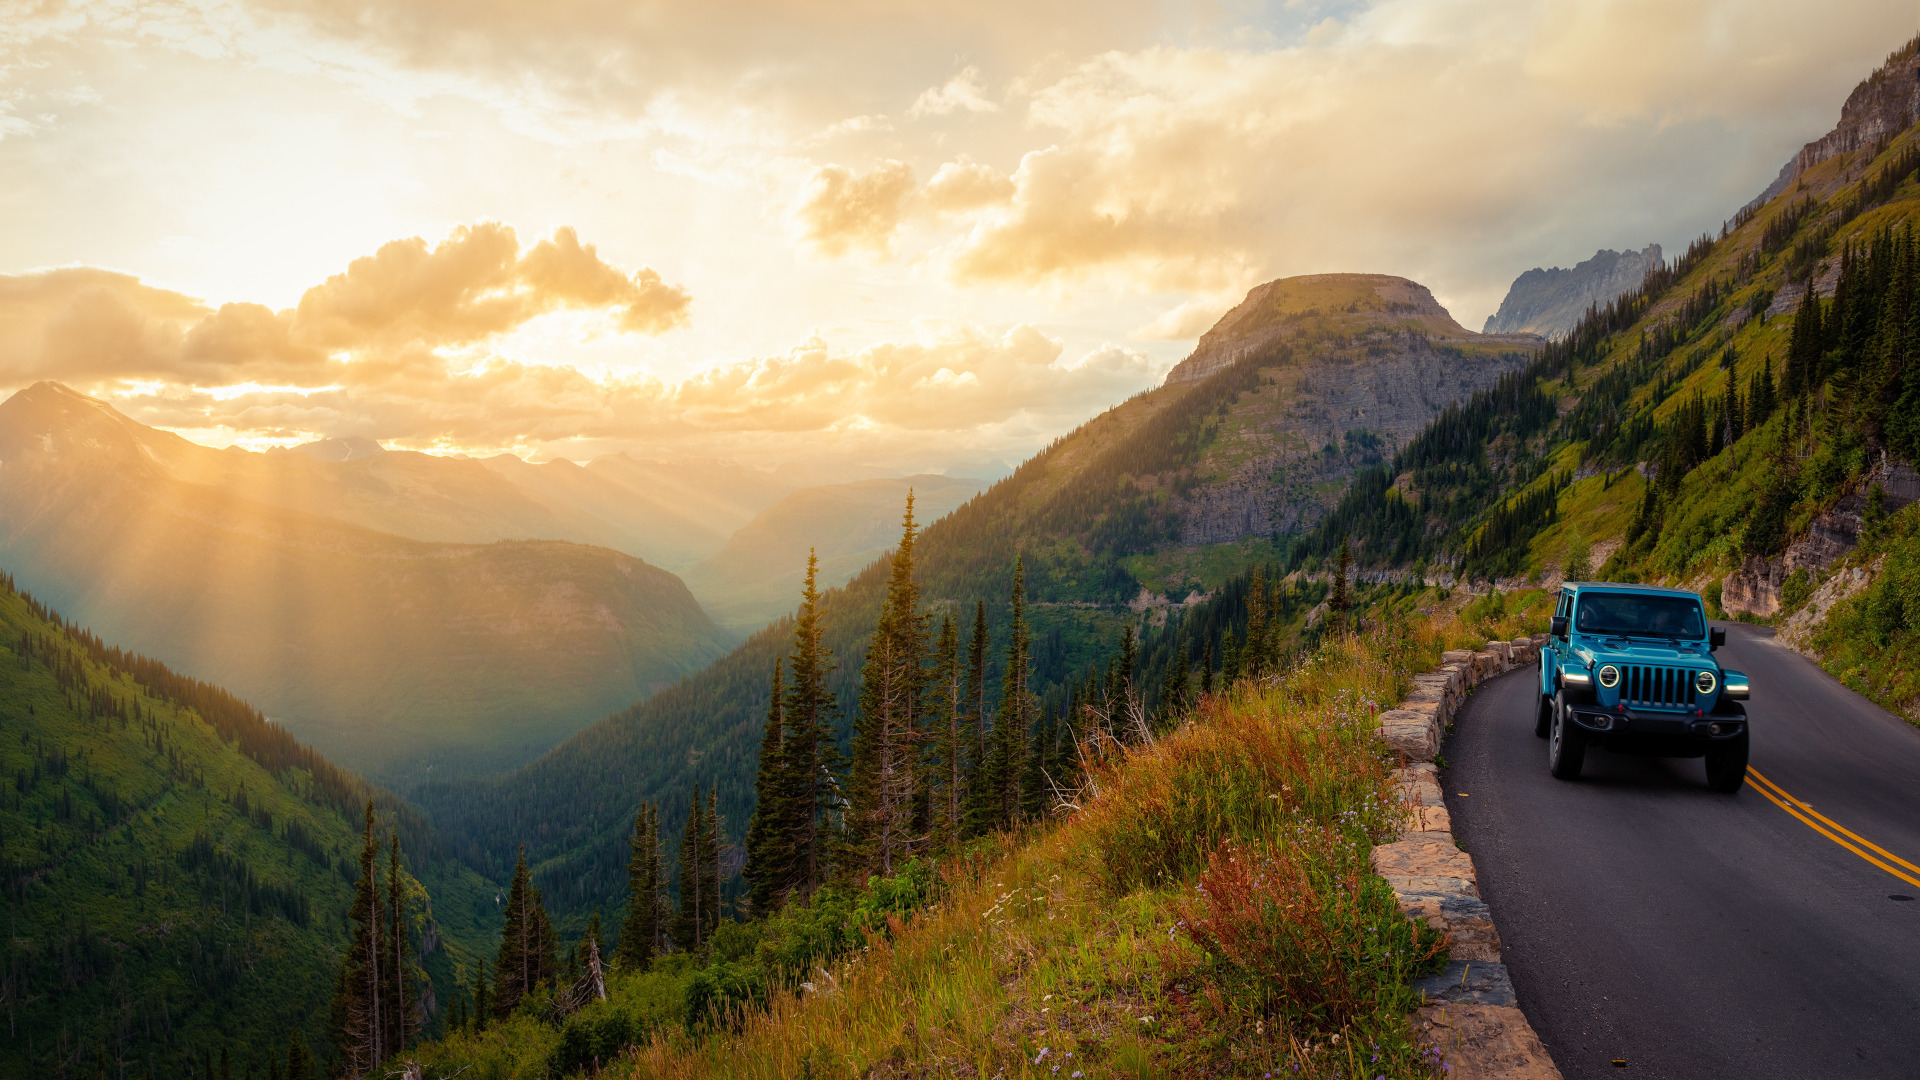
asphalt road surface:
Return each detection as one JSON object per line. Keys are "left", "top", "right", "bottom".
{"left": 1444, "top": 623, "right": 1920, "bottom": 1079}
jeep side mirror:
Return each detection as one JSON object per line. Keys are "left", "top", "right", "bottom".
{"left": 1710, "top": 627, "right": 1726, "bottom": 649}
{"left": 1550, "top": 615, "right": 1568, "bottom": 639}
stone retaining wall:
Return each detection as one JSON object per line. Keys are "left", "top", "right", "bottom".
{"left": 1369, "top": 635, "right": 1564, "bottom": 1080}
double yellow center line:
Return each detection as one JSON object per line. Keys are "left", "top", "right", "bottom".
{"left": 1747, "top": 767, "right": 1920, "bottom": 890}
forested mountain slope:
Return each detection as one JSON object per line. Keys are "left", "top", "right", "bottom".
{"left": 0, "top": 383, "right": 730, "bottom": 785}
{"left": 421, "top": 273, "right": 1537, "bottom": 927}
{"left": 0, "top": 576, "right": 497, "bottom": 1080}
{"left": 1289, "top": 36, "right": 1920, "bottom": 665}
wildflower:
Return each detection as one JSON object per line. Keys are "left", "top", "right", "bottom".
{"left": 1034, "top": 1048, "right": 1049, "bottom": 1064}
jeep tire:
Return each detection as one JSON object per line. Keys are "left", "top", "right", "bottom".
{"left": 1549, "top": 687, "right": 1585, "bottom": 780}
{"left": 1705, "top": 728, "right": 1749, "bottom": 793}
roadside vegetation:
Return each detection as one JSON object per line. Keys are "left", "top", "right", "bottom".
{"left": 390, "top": 576, "right": 1534, "bottom": 1080}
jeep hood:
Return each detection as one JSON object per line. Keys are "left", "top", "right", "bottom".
{"left": 1577, "top": 638, "right": 1712, "bottom": 664}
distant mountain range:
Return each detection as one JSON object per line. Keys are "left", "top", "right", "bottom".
{"left": 1482, "top": 245, "right": 1663, "bottom": 339}
{"left": 0, "top": 383, "right": 734, "bottom": 784}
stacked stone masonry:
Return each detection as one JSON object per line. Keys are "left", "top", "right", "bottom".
{"left": 1368, "top": 634, "right": 1565, "bottom": 1080}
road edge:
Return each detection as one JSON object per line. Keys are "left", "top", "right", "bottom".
{"left": 1370, "top": 637, "right": 1565, "bottom": 1080}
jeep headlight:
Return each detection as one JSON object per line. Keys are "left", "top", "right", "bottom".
{"left": 1597, "top": 664, "right": 1620, "bottom": 688}
{"left": 1695, "top": 669, "right": 1717, "bottom": 695}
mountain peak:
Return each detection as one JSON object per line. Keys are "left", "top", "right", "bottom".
{"left": 282, "top": 435, "right": 385, "bottom": 462}
{"left": 1163, "top": 273, "right": 1478, "bottom": 386}
{"left": 1483, "top": 244, "right": 1662, "bottom": 339}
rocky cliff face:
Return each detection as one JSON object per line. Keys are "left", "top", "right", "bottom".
{"left": 1174, "top": 335, "right": 1534, "bottom": 543}
{"left": 1154, "top": 274, "right": 1541, "bottom": 544}
{"left": 1745, "top": 37, "right": 1920, "bottom": 211}
{"left": 1482, "top": 245, "right": 1662, "bottom": 339}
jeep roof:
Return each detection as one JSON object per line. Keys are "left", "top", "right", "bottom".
{"left": 1560, "top": 582, "right": 1700, "bottom": 598}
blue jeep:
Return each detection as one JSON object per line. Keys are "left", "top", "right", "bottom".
{"left": 1538, "top": 582, "right": 1752, "bottom": 791}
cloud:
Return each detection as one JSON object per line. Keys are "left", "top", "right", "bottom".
{"left": 796, "top": 160, "right": 917, "bottom": 257}
{"left": 292, "top": 223, "right": 688, "bottom": 348}
{"left": 924, "top": 158, "right": 1016, "bottom": 214}
{"left": 909, "top": 66, "right": 999, "bottom": 117}
{"left": 0, "top": 249, "right": 1163, "bottom": 467}
{"left": 0, "top": 224, "right": 688, "bottom": 390}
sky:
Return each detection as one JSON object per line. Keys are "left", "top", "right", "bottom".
{"left": 0, "top": 0, "right": 1914, "bottom": 476}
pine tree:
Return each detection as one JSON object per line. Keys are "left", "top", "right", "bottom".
{"left": 1331, "top": 538, "right": 1352, "bottom": 630}
{"left": 471, "top": 959, "right": 489, "bottom": 1032}
{"left": 775, "top": 551, "right": 842, "bottom": 901}
{"left": 380, "top": 834, "right": 415, "bottom": 1058}
{"left": 673, "top": 792, "right": 707, "bottom": 952}
{"left": 847, "top": 494, "right": 930, "bottom": 877}
{"left": 927, "top": 613, "right": 967, "bottom": 849}
{"left": 702, "top": 785, "right": 724, "bottom": 940}
{"left": 984, "top": 557, "right": 1033, "bottom": 830}
{"left": 1162, "top": 639, "right": 1192, "bottom": 722}
{"left": 494, "top": 848, "right": 554, "bottom": 1017}
{"left": 332, "top": 800, "right": 384, "bottom": 1078}
{"left": 743, "top": 661, "right": 788, "bottom": 915}
{"left": 617, "top": 802, "right": 662, "bottom": 969}
{"left": 284, "top": 1033, "right": 312, "bottom": 1080}
{"left": 1748, "top": 357, "right": 1777, "bottom": 431}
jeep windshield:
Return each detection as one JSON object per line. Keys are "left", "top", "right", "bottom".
{"left": 1573, "top": 592, "right": 1705, "bottom": 640}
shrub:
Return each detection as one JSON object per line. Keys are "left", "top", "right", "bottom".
{"left": 1079, "top": 620, "right": 1433, "bottom": 894}
{"left": 1178, "top": 834, "right": 1446, "bottom": 1033}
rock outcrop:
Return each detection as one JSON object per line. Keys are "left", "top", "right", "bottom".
{"left": 1744, "top": 37, "right": 1920, "bottom": 212}
{"left": 1722, "top": 458, "right": 1920, "bottom": 617}
{"left": 1482, "top": 245, "right": 1662, "bottom": 339}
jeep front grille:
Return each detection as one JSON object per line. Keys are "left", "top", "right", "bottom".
{"left": 1623, "top": 665, "right": 1694, "bottom": 707}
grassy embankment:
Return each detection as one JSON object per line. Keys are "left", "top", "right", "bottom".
{"left": 417, "top": 593, "right": 1539, "bottom": 1079}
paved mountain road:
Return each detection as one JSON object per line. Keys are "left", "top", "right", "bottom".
{"left": 1443, "top": 623, "right": 1920, "bottom": 1079}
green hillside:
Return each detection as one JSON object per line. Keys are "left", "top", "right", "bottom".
{"left": 1291, "top": 39, "right": 1920, "bottom": 719}
{"left": 0, "top": 577, "right": 498, "bottom": 1079}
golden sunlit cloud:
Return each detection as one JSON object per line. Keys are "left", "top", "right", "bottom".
{"left": 1, "top": 0, "right": 1914, "bottom": 473}
{"left": 796, "top": 161, "right": 917, "bottom": 258}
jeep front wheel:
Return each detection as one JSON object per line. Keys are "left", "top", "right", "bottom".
{"left": 1705, "top": 729, "right": 1749, "bottom": 793}
{"left": 1549, "top": 688, "right": 1585, "bottom": 780}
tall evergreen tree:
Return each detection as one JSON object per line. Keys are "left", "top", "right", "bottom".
{"left": 847, "top": 494, "right": 930, "bottom": 877}
{"left": 743, "top": 661, "right": 789, "bottom": 915}
{"left": 380, "top": 834, "right": 415, "bottom": 1058}
{"left": 332, "top": 801, "right": 385, "bottom": 1078}
{"left": 1332, "top": 538, "right": 1352, "bottom": 628}
{"left": 927, "top": 612, "right": 967, "bottom": 850}
{"left": 776, "top": 551, "right": 842, "bottom": 901}
{"left": 702, "top": 785, "right": 724, "bottom": 940}
{"left": 283, "top": 1033, "right": 312, "bottom": 1080}
{"left": 1748, "top": 357, "right": 1777, "bottom": 431}
{"left": 966, "top": 600, "right": 990, "bottom": 769}
{"left": 617, "top": 802, "right": 663, "bottom": 969}
{"left": 1162, "top": 638, "right": 1192, "bottom": 723}
{"left": 980, "top": 557, "right": 1033, "bottom": 831}
{"left": 494, "top": 848, "right": 554, "bottom": 1017}
{"left": 673, "top": 792, "right": 708, "bottom": 952}
{"left": 471, "top": 959, "right": 489, "bottom": 1032}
